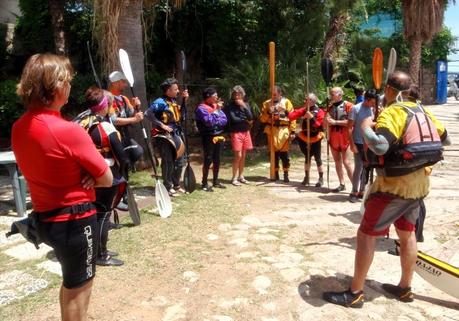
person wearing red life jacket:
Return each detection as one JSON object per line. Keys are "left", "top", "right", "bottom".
{"left": 325, "top": 87, "right": 354, "bottom": 193}
{"left": 288, "top": 93, "right": 325, "bottom": 187}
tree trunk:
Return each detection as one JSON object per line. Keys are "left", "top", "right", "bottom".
{"left": 48, "top": 0, "right": 66, "bottom": 55}
{"left": 409, "top": 36, "right": 422, "bottom": 85}
{"left": 322, "top": 11, "right": 348, "bottom": 59}
{"left": 117, "top": 0, "right": 151, "bottom": 167}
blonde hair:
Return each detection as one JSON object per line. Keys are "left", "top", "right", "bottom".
{"left": 17, "top": 53, "right": 74, "bottom": 107}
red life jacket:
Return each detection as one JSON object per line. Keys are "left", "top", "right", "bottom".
{"left": 368, "top": 103, "right": 443, "bottom": 177}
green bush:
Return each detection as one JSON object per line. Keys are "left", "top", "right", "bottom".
{"left": 0, "top": 80, "right": 23, "bottom": 145}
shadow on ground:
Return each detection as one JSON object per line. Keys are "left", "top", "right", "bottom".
{"left": 297, "top": 273, "right": 386, "bottom": 307}
{"left": 328, "top": 210, "right": 362, "bottom": 225}
{"left": 301, "top": 235, "right": 393, "bottom": 252}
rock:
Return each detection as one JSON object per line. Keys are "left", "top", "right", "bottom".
{"left": 207, "top": 233, "right": 219, "bottom": 241}
{"left": 233, "top": 224, "right": 250, "bottom": 230}
{"left": 257, "top": 228, "right": 280, "bottom": 234}
{"left": 228, "top": 238, "right": 249, "bottom": 248}
{"left": 183, "top": 271, "right": 199, "bottom": 283}
{"left": 4, "top": 242, "right": 53, "bottom": 261}
{"left": 162, "top": 304, "right": 187, "bottom": 321}
{"left": 212, "top": 316, "right": 233, "bottom": 321}
{"left": 0, "top": 270, "right": 48, "bottom": 306}
{"left": 262, "top": 302, "right": 277, "bottom": 311}
{"left": 218, "top": 297, "right": 249, "bottom": 308}
{"left": 36, "top": 260, "right": 62, "bottom": 276}
{"left": 236, "top": 251, "right": 259, "bottom": 259}
{"left": 241, "top": 216, "right": 263, "bottom": 227}
{"left": 149, "top": 296, "right": 168, "bottom": 307}
{"left": 252, "top": 234, "right": 279, "bottom": 241}
{"left": 261, "top": 256, "right": 277, "bottom": 263}
{"left": 218, "top": 224, "right": 232, "bottom": 232}
{"left": 252, "top": 275, "right": 271, "bottom": 294}
{"left": 279, "top": 245, "right": 296, "bottom": 253}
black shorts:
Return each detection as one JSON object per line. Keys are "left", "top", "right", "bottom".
{"left": 37, "top": 214, "right": 99, "bottom": 289}
{"left": 298, "top": 139, "right": 322, "bottom": 166}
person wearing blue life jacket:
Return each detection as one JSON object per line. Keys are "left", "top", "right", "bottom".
{"left": 145, "top": 78, "right": 189, "bottom": 197}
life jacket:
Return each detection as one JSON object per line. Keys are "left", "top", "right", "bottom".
{"left": 368, "top": 103, "right": 443, "bottom": 177}
{"left": 328, "top": 100, "right": 353, "bottom": 132}
{"left": 195, "top": 103, "right": 224, "bottom": 136}
{"left": 150, "top": 97, "right": 182, "bottom": 137}
{"left": 155, "top": 97, "right": 181, "bottom": 125}
{"left": 73, "top": 112, "right": 115, "bottom": 164}
{"left": 272, "top": 98, "right": 291, "bottom": 126}
{"left": 301, "top": 105, "right": 323, "bottom": 136}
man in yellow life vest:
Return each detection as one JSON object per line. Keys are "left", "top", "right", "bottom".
{"left": 259, "top": 86, "right": 296, "bottom": 182}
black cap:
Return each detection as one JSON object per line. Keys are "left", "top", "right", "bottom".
{"left": 202, "top": 87, "right": 217, "bottom": 99}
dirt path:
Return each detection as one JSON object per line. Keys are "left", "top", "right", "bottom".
{"left": 1, "top": 100, "right": 459, "bottom": 321}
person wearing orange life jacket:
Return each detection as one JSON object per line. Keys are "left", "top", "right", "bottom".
{"left": 195, "top": 87, "right": 228, "bottom": 192}
{"left": 259, "top": 86, "right": 296, "bottom": 182}
{"left": 84, "top": 87, "right": 130, "bottom": 267}
{"left": 325, "top": 87, "right": 354, "bottom": 192}
{"left": 323, "top": 71, "right": 451, "bottom": 308}
{"left": 108, "top": 71, "right": 144, "bottom": 210}
{"left": 288, "top": 93, "right": 325, "bottom": 187}
{"left": 145, "top": 78, "right": 189, "bottom": 197}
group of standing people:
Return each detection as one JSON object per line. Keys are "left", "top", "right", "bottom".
{"left": 10, "top": 51, "right": 450, "bottom": 321}
{"left": 147, "top": 81, "right": 254, "bottom": 195}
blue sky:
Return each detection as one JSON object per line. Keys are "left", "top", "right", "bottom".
{"left": 445, "top": 4, "right": 459, "bottom": 72}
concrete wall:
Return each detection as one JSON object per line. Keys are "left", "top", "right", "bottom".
{"left": 0, "top": 0, "right": 20, "bottom": 24}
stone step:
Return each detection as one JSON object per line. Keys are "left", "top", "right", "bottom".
{"left": 0, "top": 270, "right": 49, "bottom": 306}
{"left": 4, "top": 242, "right": 52, "bottom": 261}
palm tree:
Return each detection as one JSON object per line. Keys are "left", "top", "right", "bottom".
{"left": 91, "top": 0, "right": 185, "bottom": 165}
{"left": 92, "top": 0, "right": 185, "bottom": 105}
{"left": 48, "top": 0, "right": 66, "bottom": 54}
{"left": 402, "top": 0, "right": 449, "bottom": 84}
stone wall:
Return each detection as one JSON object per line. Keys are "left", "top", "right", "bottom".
{"left": 420, "top": 67, "right": 437, "bottom": 104}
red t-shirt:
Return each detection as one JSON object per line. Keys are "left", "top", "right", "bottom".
{"left": 12, "top": 108, "right": 108, "bottom": 221}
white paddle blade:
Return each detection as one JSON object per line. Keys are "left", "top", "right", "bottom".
{"left": 386, "top": 48, "right": 397, "bottom": 83}
{"left": 119, "top": 48, "right": 135, "bottom": 87}
{"left": 155, "top": 181, "right": 172, "bottom": 218}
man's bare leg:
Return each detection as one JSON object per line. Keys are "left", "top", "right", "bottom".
{"left": 61, "top": 279, "right": 94, "bottom": 321}
{"left": 331, "top": 148, "right": 344, "bottom": 184}
{"left": 350, "top": 229, "right": 376, "bottom": 292}
{"left": 395, "top": 228, "right": 417, "bottom": 288}
{"left": 342, "top": 148, "right": 354, "bottom": 182}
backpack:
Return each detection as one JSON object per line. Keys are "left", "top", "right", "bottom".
{"left": 369, "top": 103, "right": 443, "bottom": 177}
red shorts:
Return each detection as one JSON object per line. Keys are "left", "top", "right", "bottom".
{"left": 329, "top": 130, "right": 349, "bottom": 151}
{"left": 231, "top": 131, "right": 253, "bottom": 152}
{"left": 360, "top": 193, "right": 421, "bottom": 236}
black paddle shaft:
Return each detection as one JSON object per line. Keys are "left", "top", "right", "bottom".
{"left": 129, "top": 86, "right": 159, "bottom": 176}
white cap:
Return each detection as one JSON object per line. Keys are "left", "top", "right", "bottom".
{"left": 109, "top": 71, "right": 127, "bottom": 83}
